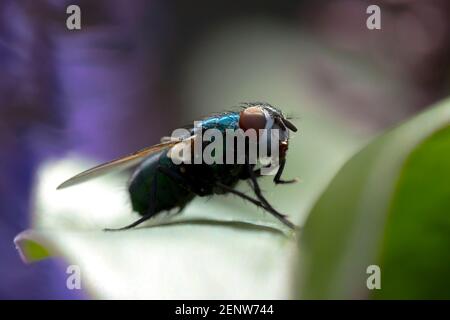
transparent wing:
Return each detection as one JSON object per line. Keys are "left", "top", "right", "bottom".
{"left": 57, "top": 138, "right": 189, "bottom": 190}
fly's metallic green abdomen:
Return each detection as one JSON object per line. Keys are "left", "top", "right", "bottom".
{"left": 128, "top": 149, "right": 246, "bottom": 217}
{"left": 128, "top": 150, "right": 194, "bottom": 216}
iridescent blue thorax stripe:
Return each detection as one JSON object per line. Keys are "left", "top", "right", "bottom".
{"left": 199, "top": 112, "right": 240, "bottom": 132}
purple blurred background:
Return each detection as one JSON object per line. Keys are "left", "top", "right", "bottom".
{"left": 1, "top": 0, "right": 449, "bottom": 299}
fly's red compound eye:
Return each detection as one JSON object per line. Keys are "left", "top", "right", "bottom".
{"left": 239, "top": 106, "right": 267, "bottom": 131}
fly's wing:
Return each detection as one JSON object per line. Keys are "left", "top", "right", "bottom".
{"left": 57, "top": 137, "right": 195, "bottom": 190}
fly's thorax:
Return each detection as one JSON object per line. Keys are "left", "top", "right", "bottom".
{"left": 166, "top": 103, "right": 296, "bottom": 171}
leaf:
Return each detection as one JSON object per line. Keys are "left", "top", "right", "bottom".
{"left": 14, "top": 231, "right": 52, "bottom": 263}
{"left": 16, "top": 224, "right": 295, "bottom": 299}
{"left": 297, "top": 98, "right": 450, "bottom": 299}
{"left": 16, "top": 159, "right": 299, "bottom": 299}
{"left": 373, "top": 125, "right": 450, "bottom": 299}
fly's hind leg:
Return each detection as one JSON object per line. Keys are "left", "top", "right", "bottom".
{"left": 246, "top": 162, "right": 279, "bottom": 212}
{"left": 215, "top": 182, "right": 264, "bottom": 208}
{"left": 216, "top": 181, "right": 296, "bottom": 229}
{"left": 104, "top": 172, "right": 159, "bottom": 231}
{"left": 245, "top": 162, "right": 296, "bottom": 229}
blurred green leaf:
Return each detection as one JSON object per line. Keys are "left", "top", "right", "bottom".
{"left": 373, "top": 125, "right": 450, "bottom": 299}
{"left": 297, "top": 98, "right": 450, "bottom": 299}
{"left": 14, "top": 232, "right": 51, "bottom": 263}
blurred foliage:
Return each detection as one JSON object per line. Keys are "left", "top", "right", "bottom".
{"left": 297, "top": 98, "right": 450, "bottom": 299}
{"left": 374, "top": 126, "right": 450, "bottom": 299}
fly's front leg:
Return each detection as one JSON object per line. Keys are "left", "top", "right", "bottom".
{"left": 273, "top": 158, "right": 297, "bottom": 184}
{"left": 252, "top": 160, "right": 296, "bottom": 184}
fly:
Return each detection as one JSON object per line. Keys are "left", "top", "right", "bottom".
{"left": 57, "top": 102, "right": 298, "bottom": 230}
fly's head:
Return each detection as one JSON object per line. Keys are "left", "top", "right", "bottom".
{"left": 239, "top": 102, "right": 297, "bottom": 160}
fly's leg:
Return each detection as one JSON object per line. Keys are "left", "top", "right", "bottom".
{"left": 273, "top": 159, "right": 297, "bottom": 184}
{"left": 156, "top": 166, "right": 294, "bottom": 228}
{"left": 103, "top": 212, "right": 155, "bottom": 231}
{"left": 215, "top": 182, "right": 265, "bottom": 210}
{"left": 216, "top": 181, "right": 295, "bottom": 229}
{"left": 245, "top": 162, "right": 296, "bottom": 229}
{"left": 246, "top": 162, "right": 277, "bottom": 211}
{"left": 252, "top": 159, "right": 297, "bottom": 184}
{"left": 104, "top": 172, "right": 159, "bottom": 231}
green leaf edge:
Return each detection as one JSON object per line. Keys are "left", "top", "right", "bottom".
{"left": 297, "top": 98, "right": 450, "bottom": 299}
